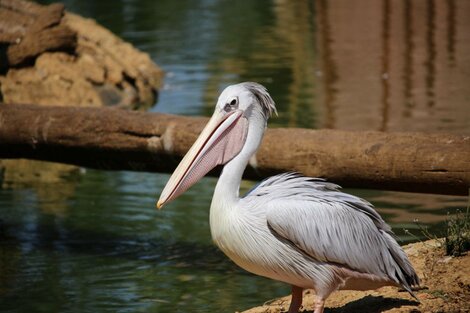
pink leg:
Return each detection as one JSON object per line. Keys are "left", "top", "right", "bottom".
{"left": 313, "top": 296, "right": 325, "bottom": 313}
{"left": 287, "top": 285, "right": 303, "bottom": 313}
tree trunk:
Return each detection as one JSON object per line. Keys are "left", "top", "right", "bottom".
{"left": 0, "top": 104, "right": 469, "bottom": 196}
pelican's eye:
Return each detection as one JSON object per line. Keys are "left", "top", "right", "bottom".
{"left": 224, "top": 97, "right": 239, "bottom": 112}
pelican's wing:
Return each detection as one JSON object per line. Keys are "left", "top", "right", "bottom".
{"left": 246, "top": 173, "right": 419, "bottom": 291}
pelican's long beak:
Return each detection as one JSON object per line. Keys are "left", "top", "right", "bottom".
{"left": 157, "top": 109, "right": 248, "bottom": 209}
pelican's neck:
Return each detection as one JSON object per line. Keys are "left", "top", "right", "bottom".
{"left": 213, "top": 152, "right": 249, "bottom": 205}
{"left": 212, "top": 114, "right": 266, "bottom": 207}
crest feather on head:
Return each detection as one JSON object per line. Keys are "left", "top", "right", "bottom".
{"left": 241, "top": 82, "right": 277, "bottom": 118}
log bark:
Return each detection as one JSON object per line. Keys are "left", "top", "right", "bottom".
{"left": 0, "top": 104, "right": 469, "bottom": 196}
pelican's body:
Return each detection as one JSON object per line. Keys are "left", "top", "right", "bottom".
{"left": 211, "top": 174, "right": 406, "bottom": 291}
{"left": 158, "top": 82, "right": 419, "bottom": 313}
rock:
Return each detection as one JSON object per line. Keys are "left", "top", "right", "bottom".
{"left": 0, "top": 0, "right": 164, "bottom": 186}
{"left": 0, "top": 0, "right": 163, "bottom": 109}
{"left": 2, "top": 52, "right": 104, "bottom": 106}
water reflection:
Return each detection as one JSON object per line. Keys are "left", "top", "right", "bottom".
{"left": 0, "top": 160, "right": 79, "bottom": 217}
{"left": 0, "top": 170, "right": 290, "bottom": 312}
{"left": 315, "top": 0, "right": 339, "bottom": 129}
{"left": 314, "top": 0, "right": 469, "bottom": 133}
{"left": 153, "top": 0, "right": 468, "bottom": 133}
{"left": 0, "top": 169, "right": 467, "bottom": 312}
{"left": 34, "top": 0, "right": 470, "bottom": 133}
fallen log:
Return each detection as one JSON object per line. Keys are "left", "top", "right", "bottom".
{"left": 0, "top": 104, "right": 469, "bottom": 196}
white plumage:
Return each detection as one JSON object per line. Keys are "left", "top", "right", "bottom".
{"left": 158, "top": 82, "right": 419, "bottom": 313}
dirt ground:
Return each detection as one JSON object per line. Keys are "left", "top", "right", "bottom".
{"left": 242, "top": 240, "right": 470, "bottom": 313}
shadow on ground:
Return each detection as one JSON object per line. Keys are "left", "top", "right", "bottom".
{"left": 321, "top": 295, "right": 419, "bottom": 313}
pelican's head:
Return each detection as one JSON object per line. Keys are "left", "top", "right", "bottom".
{"left": 157, "top": 82, "right": 276, "bottom": 209}
{"left": 215, "top": 82, "right": 277, "bottom": 121}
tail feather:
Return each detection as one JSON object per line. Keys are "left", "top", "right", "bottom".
{"left": 383, "top": 232, "right": 420, "bottom": 299}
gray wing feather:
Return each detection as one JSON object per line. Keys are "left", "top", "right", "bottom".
{"left": 250, "top": 173, "right": 392, "bottom": 233}
{"left": 246, "top": 173, "right": 419, "bottom": 291}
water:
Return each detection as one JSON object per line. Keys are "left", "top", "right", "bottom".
{"left": 0, "top": 170, "right": 292, "bottom": 313}
{"left": 1, "top": 0, "right": 469, "bottom": 312}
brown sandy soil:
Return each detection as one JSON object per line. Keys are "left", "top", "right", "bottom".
{"left": 242, "top": 240, "right": 470, "bottom": 313}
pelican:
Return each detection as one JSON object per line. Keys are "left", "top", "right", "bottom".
{"left": 157, "top": 82, "right": 419, "bottom": 313}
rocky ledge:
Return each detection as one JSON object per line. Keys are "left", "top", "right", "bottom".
{"left": 0, "top": 0, "right": 163, "bottom": 108}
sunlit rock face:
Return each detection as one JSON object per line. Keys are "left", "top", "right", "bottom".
{"left": 0, "top": 3, "right": 163, "bottom": 109}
